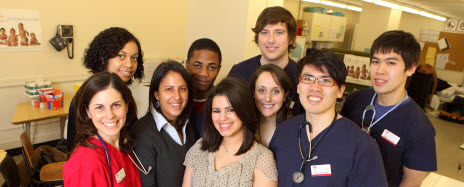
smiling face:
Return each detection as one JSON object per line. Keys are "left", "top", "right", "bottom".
{"left": 298, "top": 65, "right": 344, "bottom": 116}
{"left": 155, "top": 71, "right": 188, "bottom": 123}
{"left": 370, "top": 51, "right": 416, "bottom": 99}
{"left": 211, "top": 95, "right": 244, "bottom": 138}
{"left": 185, "top": 49, "right": 221, "bottom": 97}
{"left": 107, "top": 41, "right": 139, "bottom": 83}
{"left": 86, "top": 87, "right": 128, "bottom": 142}
{"left": 258, "top": 22, "right": 290, "bottom": 65}
{"left": 254, "top": 72, "right": 286, "bottom": 119}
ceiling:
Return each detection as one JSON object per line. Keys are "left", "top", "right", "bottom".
{"left": 339, "top": 0, "right": 464, "bottom": 20}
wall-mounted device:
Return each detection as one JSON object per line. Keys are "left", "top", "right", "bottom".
{"left": 49, "top": 25, "right": 74, "bottom": 59}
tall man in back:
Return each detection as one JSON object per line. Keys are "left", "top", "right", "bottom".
{"left": 341, "top": 30, "right": 437, "bottom": 187}
{"left": 185, "top": 38, "right": 222, "bottom": 138}
{"left": 228, "top": 6, "right": 303, "bottom": 115}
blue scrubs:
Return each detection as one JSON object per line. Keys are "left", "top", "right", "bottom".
{"left": 341, "top": 89, "right": 437, "bottom": 187}
{"left": 269, "top": 114, "right": 387, "bottom": 187}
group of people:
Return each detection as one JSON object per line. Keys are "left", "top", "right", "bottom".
{"left": 62, "top": 6, "right": 437, "bottom": 187}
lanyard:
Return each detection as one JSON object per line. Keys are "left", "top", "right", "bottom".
{"left": 294, "top": 111, "right": 338, "bottom": 183}
{"left": 365, "top": 90, "right": 408, "bottom": 132}
{"left": 96, "top": 134, "right": 114, "bottom": 187}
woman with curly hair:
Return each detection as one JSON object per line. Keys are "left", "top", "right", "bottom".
{"left": 63, "top": 72, "right": 142, "bottom": 186}
{"left": 67, "top": 27, "right": 144, "bottom": 154}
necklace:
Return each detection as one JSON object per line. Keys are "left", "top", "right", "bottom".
{"left": 222, "top": 143, "right": 241, "bottom": 156}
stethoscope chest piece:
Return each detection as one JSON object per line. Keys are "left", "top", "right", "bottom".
{"left": 293, "top": 171, "right": 304, "bottom": 183}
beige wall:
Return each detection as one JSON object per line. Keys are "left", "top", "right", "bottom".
{"left": 0, "top": 0, "right": 187, "bottom": 149}
{"left": 399, "top": 12, "right": 445, "bottom": 39}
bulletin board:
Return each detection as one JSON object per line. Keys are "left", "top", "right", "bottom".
{"left": 418, "top": 32, "right": 464, "bottom": 72}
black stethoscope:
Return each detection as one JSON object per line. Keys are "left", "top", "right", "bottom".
{"left": 96, "top": 134, "right": 152, "bottom": 187}
{"left": 361, "top": 90, "right": 408, "bottom": 134}
{"left": 293, "top": 111, "right": 338, "bottom": 184}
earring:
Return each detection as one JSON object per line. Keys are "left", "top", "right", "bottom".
{"left": 155, "top": 101, "right": 160, "bottom": 108}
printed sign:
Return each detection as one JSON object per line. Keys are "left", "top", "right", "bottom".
{"left": 0, "top": 9, "right": 41, "bottom": 51}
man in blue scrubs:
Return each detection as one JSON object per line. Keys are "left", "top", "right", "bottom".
{"left": 341, "top": 30, "right": 437, "bottom": 187}
{"left": 269, "top": 49, "right": 387, "bottom": 186}
{"left": 185, "top": 38, "right": 222, "bottom": 138}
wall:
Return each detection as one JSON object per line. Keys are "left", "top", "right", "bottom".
{"left": 185, "top": 0, "right": 283, "bottom": 84}
{"left": 399, "top": 12, "right": 445, "bottom": 39}
{"left": 0, "top": 0, "right": 187, "bottom": 149}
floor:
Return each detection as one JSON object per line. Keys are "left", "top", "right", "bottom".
{"left": 1, "top": 115, "right": 464, "bottom": 186}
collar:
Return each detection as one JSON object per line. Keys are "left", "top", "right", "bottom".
{"left": 151, "top": 106, "right": 188, "bottom": 132}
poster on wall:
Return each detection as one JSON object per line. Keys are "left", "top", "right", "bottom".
{"left": 344, "top": 54, "right": 371, "bottom": 86}
{"left": 0, "top": 9, "right": 41, "bottom": 51}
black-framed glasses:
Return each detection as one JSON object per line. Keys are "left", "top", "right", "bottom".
{"left": 298, "top": 75, "right": 337, "bottom": 87}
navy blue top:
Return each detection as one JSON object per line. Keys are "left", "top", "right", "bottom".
{"left": 340, "top": 89, "right": 437, "bottom": 187}
{"left": 189, "top": 103, "right": 205, "bottom": 139}
{"left": 269, "top": 114, "right": 387, "bottom": 187}
{"left": 227, "top": 55, "right": 304, "bottom": 116}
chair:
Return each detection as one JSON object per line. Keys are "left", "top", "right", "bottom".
{"left": 0, "top": 152, "right": 20, "bottom": 187}
{"left": 20, "top": 132, "right": 65, "bottom": 186}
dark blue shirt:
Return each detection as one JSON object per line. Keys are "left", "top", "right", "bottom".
{"left": 227, "top": 55, "right": 304, "bottom": 116}
{"left": 269, "top": 114, "right": 387, "bottom": 187}
{"left": 341, "top": 89, "right": 437, "bottom": 187}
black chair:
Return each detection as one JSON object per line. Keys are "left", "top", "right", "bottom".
{"left": 0, "top": 153, "right": 20, "bottom": 187}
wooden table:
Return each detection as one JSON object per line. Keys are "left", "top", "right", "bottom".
{"left": 11, "top": 97, "right": 72, "bottom": 143}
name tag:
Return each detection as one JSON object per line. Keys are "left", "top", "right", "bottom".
{"left": 311, "top": 164, "right": 332, "bottom": 176}
{"left": 115, "top": 168, "right": 126, "bottom": 184}
{"left": 381, "top": 129, "right": 400, "bottom": 145}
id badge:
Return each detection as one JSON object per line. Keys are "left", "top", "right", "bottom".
{"left": 381, "top": 129, "right": 400, "bottom": 145}
{"left": 310, "top": 164, "right": 332, "bottom": 176}
{"left": 115, "top": 168, "right": 126, "bottom": 184}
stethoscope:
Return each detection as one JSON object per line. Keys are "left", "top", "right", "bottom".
{"left": 293, "top": 111, "right": 337, "bottom": 184}
{"left": 361, "top": 90, "right": 408, "bottom": 134}
{"left": 96, "top": 134, "right": 152, "bottom": 187}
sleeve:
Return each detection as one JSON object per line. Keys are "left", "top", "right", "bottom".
{"left": 130, "top": 124, "right": 158, "bottom": 187}
{"left": 403, "top": 119, "right": 437, "bottom": 171}
{"left": 67, "top": 98, "right": 76, "bottom": 153}
{"left": 227, "top": 64, "right": 247, "bottom": 83}
{"left": 63, "top": 155, "right": 110, "bottom": 187}
{"left": 184, "top": 139, "right": 202, "bottom": 168}
{"left": 255, "top": 148, "right": 278, "bottom": 181}
{"left": 348, "top": 137, "right": 388, "bottom": 187}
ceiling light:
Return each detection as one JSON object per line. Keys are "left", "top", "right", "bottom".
{"left": 419, "top": 11, "right": 435, "bottom": 19}
{"left": 321, "top": 1, "right": 347, "bottom": 8}
{"left": 374, "top": 0, "right": 400, "bottom": 9}
{"left": 347, "top": 6, "right": 362, "bottom": 12}
{"left": 401, "top": 6, "right": 419, "bottom": 14}
{"left": 434, "top": 15, "right": 447, "bottom": 21}
{"left": 301, "top": 0, "right": 321, "bottom": 3}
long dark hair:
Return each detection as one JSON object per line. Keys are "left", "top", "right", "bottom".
{"left": 249, "top": 64, "right": 293, "bottom": 126}
{"left": 148, "top": 61, "right": 193, "bottom": 131}
{"left": 201, "top": 77, "right": 258, "bottom": 155}
{"left": 74, "top": 72, "right": 137, "bottom": 151}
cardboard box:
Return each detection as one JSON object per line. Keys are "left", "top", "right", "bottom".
{"left": 39, "top": 89, "right": 64, "bottom": 110}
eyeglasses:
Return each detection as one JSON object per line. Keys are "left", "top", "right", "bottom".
{"left": 298, "top": 75, "right": 337, "bottom": 87}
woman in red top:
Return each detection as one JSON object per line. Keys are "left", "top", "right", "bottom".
{"left": 63, "top": 72, "right": 144, "bottom": 186}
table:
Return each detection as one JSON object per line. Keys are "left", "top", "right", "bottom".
{"left": 11, "top": 97, "right": 72, "bottom": 143}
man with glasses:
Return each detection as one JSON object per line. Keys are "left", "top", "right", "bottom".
{"left": 341, "top": 30, "right": 437, "bottom": 187}
{"left": 269, "top": 49, "right": 387, "bottom": 186}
